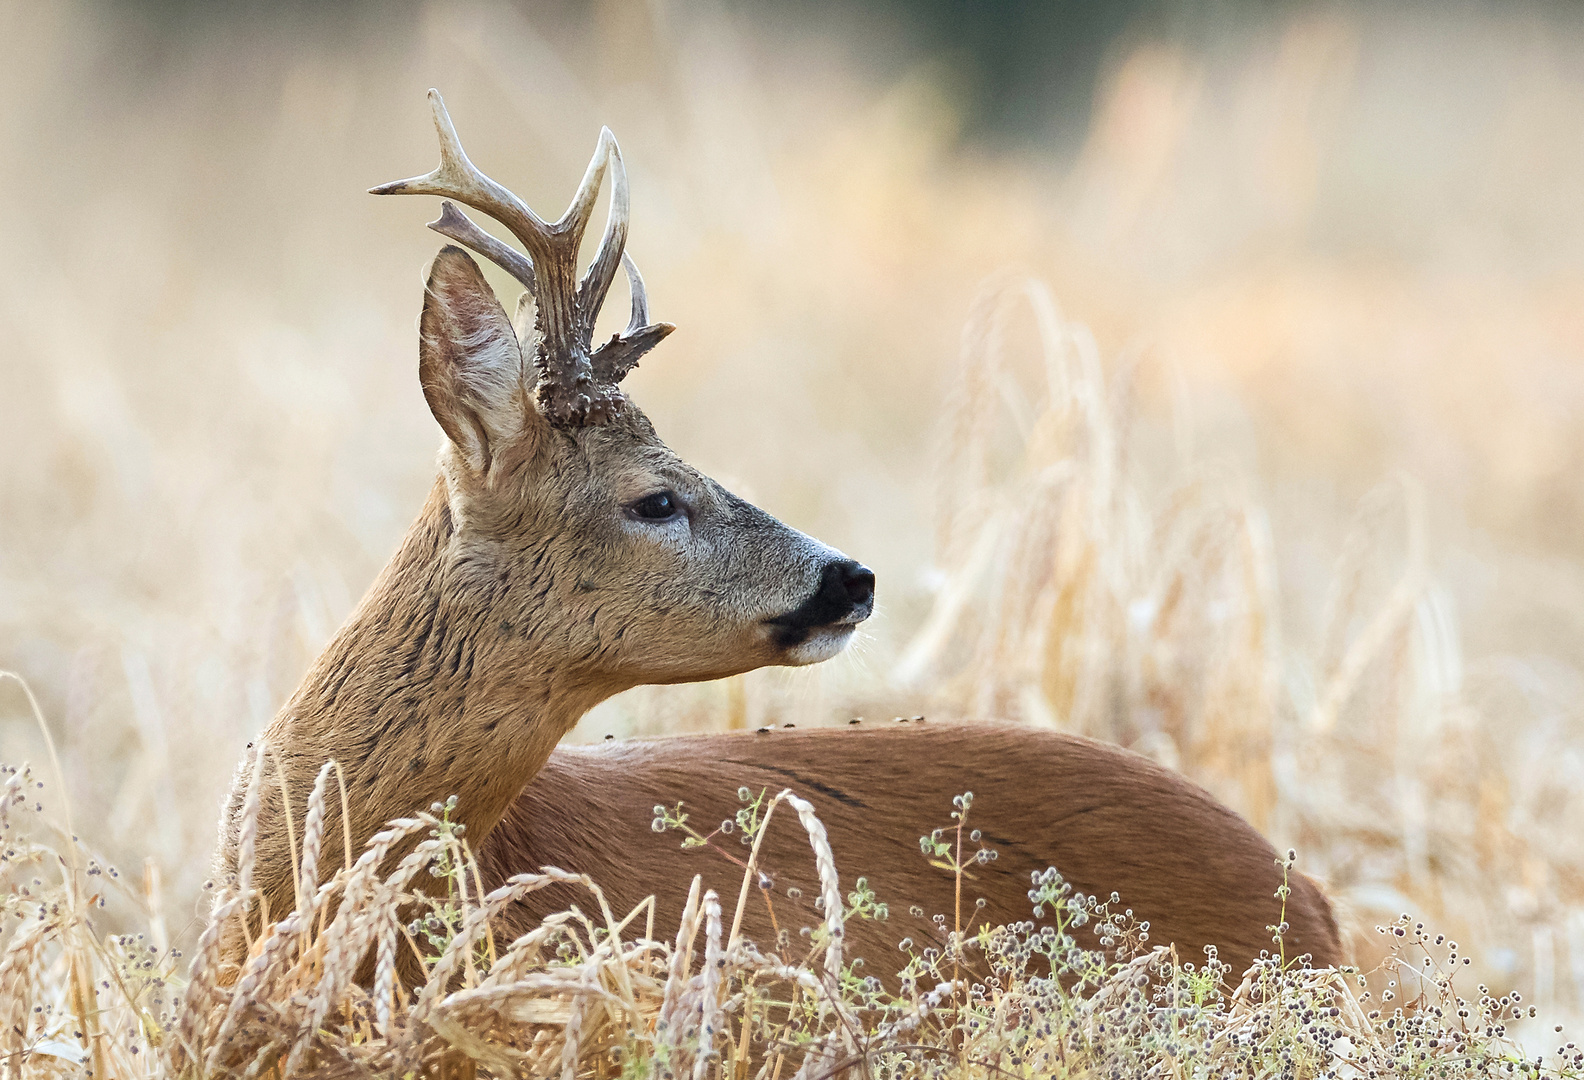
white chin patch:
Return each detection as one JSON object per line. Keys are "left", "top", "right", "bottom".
{"left": 784, "top": 626, "right": 855, "bottom": 666}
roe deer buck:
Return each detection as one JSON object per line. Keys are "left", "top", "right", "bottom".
{"left": 218, "top": 90, "right": 1341, "bottom": 980}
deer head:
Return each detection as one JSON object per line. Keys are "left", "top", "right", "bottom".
{"left": 215, "top": 93, "right": 873, "bottom": 945}
{"left": 371, "top": 89, "right": 875, "bottom": 685}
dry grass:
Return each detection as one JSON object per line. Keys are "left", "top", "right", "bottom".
{"left": 897, "top": 269, "right": 1584, "bottom": 999}
{"left": 894, "top": 267, "right": 1584, "bottom": 1035}
{"left": 3, "top": 704, "right": 1583, "bottom": 1078}
{"left": 6, "top": 0, "right": 1584, "bottom": 1074}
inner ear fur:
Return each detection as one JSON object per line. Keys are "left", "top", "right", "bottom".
{"left": 419, "top": 246, "right": 537, "bottom": 473}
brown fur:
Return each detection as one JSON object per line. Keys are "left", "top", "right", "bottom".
{"left": 482, "top": 724, "right": 1341, "bottom": 981}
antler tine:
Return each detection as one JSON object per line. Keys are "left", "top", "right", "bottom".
{"left": 428, "top": 202, "right": 536, "bottom": 292}
{"left": 575, "top": 129, "right": 630, "bottom": 332}
{"left": 552, "top": 127, "right": 616, "bottom": 238}
{"left": 370, "top": 89, "right": 553, "bottom": 257}
{"left": 590, "top": 252, "right": 675, "bottom": 384}
{"left": 621, "top": 251, "right": 650, "bottom": 334}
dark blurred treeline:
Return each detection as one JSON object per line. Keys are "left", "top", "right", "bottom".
{"left": 109, "top": 0, "right": 1315, "bottom": 148}
{"left": 738, "top": 0, "right": 1311, "bottom": 145}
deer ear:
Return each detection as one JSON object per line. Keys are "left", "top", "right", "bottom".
{"left": 419, "top": 246, "right": 534, "bottom": 472}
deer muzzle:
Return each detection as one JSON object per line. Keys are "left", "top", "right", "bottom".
{"left": 764, "top": 558, "right": 875, "bottom": 654}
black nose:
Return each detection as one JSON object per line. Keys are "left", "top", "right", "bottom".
{"left": 807, "top": 559, "right": 874, "bottom": 622}
{"left": 831, "top": 559, "right": 875, "bottom": 610}
{"left": 764, "top": 558, "right": 877, "bottom": 647}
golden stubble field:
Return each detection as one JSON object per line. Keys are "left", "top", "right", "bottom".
{"left": 4, "top": 0, "right": 1584, "bottom": 1051}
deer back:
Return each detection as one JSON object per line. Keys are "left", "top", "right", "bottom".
{"left": 480, "top": 723, "right": 1343, "bottom": 982}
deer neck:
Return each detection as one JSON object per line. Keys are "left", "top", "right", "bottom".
{"left": 247, "top": 477, "right": 609, "bottom": 897}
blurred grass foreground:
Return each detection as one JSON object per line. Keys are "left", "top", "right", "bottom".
{"left": 4, "top": 0, "right": 1584, "bottom": 1074}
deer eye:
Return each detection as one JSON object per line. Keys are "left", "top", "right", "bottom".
{"left": 627, "top": 491, "right": 681, "bottom": 522}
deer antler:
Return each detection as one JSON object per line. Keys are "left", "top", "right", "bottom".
{"left": 371, "top": 89, "right": 674, "bottom": 427}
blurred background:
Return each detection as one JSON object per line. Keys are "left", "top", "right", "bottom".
{"left": 4, "top": 0, "right": 1584, "bottom": 1039}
